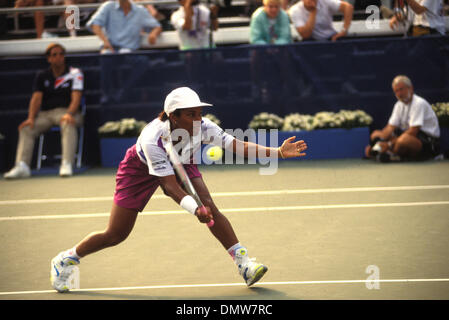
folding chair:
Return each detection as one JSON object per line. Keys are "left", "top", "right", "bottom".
{"left": 36, "top": 97, "right": 86, "bottom": 170}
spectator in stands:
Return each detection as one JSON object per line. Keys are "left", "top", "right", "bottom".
{"left": 249, "top": 0, "right": 296, "bottom": 104}
{"left": 87, "top": 0, "right": 162, "bottom": 52}
{"left": 170, "top": 0, "right": 219, "bottom": 50}
{"left": 14, "top": 0, "right": 97, "bottom": 38}
{"left": 170, "top": 0, "right": 221, "bottom": 90}
{"left": 14, "top": 0, "right": 46, "bottom": 38}
{"left": 86, "top": 0, "right": 163, "bottom": 104}
{"left": 4, "top": 43, "right": 84, "bottom": 179}
{"left": 249, "top": 0, "right": 292, "bottom": 44}
{"left": 365, "top": 75, "right": 441, "bottom": 162}
{"left": 389, "top": 0, "right": 446, "bottom": 36}
{"left": 289, "top": 0, "right": 354, "bottom": 41}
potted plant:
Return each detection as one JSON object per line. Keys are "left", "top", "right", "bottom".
{"left": 432, "top": 102, "right": 449, "bottom": 156}
{"left": 98, "top": 118, "right": 147, "bottom": 167}
{"left": 248, "top": 109, "right": 373, "bottom": 160}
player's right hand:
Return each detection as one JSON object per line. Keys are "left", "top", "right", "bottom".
{"left": 195, "top": 206, "right": 213, "bottom": 224}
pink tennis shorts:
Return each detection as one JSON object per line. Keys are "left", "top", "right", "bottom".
{"left": 113, "top": 145, "right": 202, "bottom": 212}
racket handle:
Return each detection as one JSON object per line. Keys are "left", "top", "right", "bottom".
{"left": 199, "top": 205, "right": 215, "bottom": 228}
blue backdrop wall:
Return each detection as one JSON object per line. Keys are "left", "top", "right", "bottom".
{"left": 0, "top": 35, "right": 448, "bottom": 169}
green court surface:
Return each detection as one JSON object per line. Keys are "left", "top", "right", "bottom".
{"left": 0, "top": 159, "right": 448, "bottom": 300}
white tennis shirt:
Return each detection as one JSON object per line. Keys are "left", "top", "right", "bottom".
{"left": 412, "top": 0, "right": 446, "bottom": 35}
{"left": 388, "top": 94, "right": 440, "bottom": 138}
{"left": 136, "top": 117, "right": 235, "bottom": 176}
{"left": 170, "top": 4, "right": 213, "bottom": 50}
{"left": 289, "top": 0, "right": 341, "bottom": 41}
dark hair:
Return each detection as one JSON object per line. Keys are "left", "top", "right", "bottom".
{"left": 45, "top": 43, "right": 66, "bottom": 57}
{"left": 158, "top": 110, "right": 181, "bottom": 121}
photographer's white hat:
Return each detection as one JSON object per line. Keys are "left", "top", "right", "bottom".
{"left": 164, "top": 87, "right": 212, "bottom": 115}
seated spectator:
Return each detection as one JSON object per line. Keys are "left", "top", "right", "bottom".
{"left": 250, "top": 0, "right": 292, "bottom": 44}
{"left": 289, "top": 0, "right": 354, "bottom": 41}
{"left": 4, "top": 43, "right": 84, "bottom": 179}
{"left": 86, "top": 0, "right": 162, "bottom": 104}
{"left": 170, "top": 0, "right": 219, "bottom": 50}
{"left": 249, "top": 0, "right": 296, "bottom": 104}
{"left": 389, "top": 0, "right": 446, "bottom": 36}
{"left": 365, "top": 75, "right": 441, "bottom": 162}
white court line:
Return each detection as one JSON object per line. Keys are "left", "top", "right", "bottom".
{"left": 1, "top": 184, "right": 448, "bottom": 206}
{"left": 1, "top": 278, "right": 449, "bottom": 296}
{"left": 1, "top": 201, "right": 449, "bottom": 221}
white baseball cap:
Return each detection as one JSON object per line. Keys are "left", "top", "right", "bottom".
{"left": 164, "top": 87, "right": 212, "bottom": 115}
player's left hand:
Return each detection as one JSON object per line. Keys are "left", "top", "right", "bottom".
{"left": 280, "top": 136, "right": 307, "bottom": 158}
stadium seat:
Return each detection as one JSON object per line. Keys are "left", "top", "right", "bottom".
{"left": 36, "top": 97, "right": 86, "bottom": 170}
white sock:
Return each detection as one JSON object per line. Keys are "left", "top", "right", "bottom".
{"left": 227, "top": 243, "right": 245, "bottom": 260}
{"left": 65, "top": 246, "right": 81, "bottom": 260}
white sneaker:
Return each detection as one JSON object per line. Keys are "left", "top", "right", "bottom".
{"left": 59, "top": 161, "right": 73, "bottom": 177}
{"left": 50, "top": 251, "right": 80, "bottom": 293}
{"left": 3, "top": 161, "right": 31, "bottom": 179}
{"left": 234, "top": 248, "right": 268, "bottom": 286}
{"left": 41, "top": 31, "right": 58, "bottom": 39}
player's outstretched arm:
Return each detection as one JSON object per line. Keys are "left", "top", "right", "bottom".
{"left": 231, "top": 136, "right": 307, "bottom": 159}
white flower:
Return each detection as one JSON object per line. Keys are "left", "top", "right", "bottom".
{"left": 432, "top": 102, "right": 449, "bottom": 128}
{"left": 249, "top": 113, "right": 284, "bottom": 130}
{"left": 98, "top": 118, "right": 147, "bottom": 137}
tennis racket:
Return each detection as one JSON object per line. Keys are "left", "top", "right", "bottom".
{"left": 163, "top": 123, "right": 215, "bottom": 227}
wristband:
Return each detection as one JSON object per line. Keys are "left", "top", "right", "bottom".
{"left": 278, "top": 147, "right": 285, "bottom": 159}
{"left": 180, "top": 195, "right": 198, "bottom": 215}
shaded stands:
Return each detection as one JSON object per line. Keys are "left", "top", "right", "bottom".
{"left": 1, "top": 35, "right": 448, "bottom": 170}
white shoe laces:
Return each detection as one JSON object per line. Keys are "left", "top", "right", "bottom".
{"left": 239, "top": 257, "right": 257, "bottom": 275}
{"left": 59, "top": 266, "right": 74, "bottom": 282}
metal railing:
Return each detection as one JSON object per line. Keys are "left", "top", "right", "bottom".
{"left": 1, "top": 0, "right": 249, "bottom": 36}
{"left": 0, "top": 0, "right": 246, "bottom": 14}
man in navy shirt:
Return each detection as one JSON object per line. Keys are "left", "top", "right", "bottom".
{"left": 4, "top": 43, "right": 84, "bottom": 179}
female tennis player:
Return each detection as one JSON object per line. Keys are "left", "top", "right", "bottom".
{"left": 50, "top": 87, "right": 307, "bottom": 292}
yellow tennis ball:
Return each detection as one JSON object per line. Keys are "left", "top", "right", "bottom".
{"left": 207, "top": 146, "right": 223, "bottom": 161}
